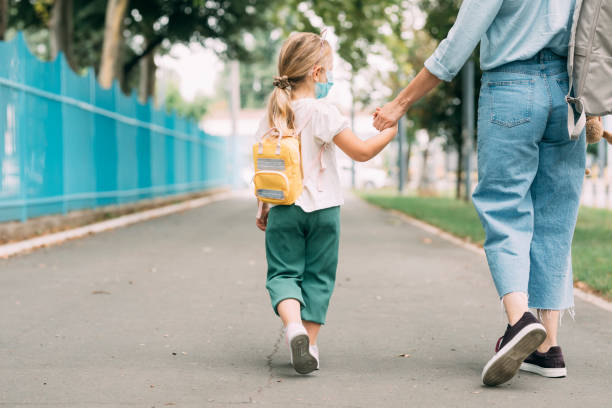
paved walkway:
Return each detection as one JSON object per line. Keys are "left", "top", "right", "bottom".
{"left": 1, "top": 194, "right": 611, "bottom": 407}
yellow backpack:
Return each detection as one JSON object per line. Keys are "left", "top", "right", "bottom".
{"left": 253, "top": 117, "right": 312, "bottom": 217}
{"left": 253, "top": 130, "right": 302, "bottom": 210}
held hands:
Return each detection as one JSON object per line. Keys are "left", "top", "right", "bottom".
{"left": 256, "top": 202, "right": 270, "bottom": 231}
{"left": 381, "top": 122, "right": 399, "bottom": 139}
{"left": 373, "top": 100, "right": 404, "bottom": 131}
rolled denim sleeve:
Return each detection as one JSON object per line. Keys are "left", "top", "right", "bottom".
{"left": 424, "top": 0, "right": 503, "bottom": 81}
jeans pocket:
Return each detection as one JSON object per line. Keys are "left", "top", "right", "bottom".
{"left": 488, "top": 79, "right": 534, "bottom": 127}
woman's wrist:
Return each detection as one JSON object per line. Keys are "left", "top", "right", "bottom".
{"left": 395, "top": 94, "right": 413, "bottom": 114}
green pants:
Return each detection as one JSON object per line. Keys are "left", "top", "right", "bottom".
{"left": 265, "top": 204, "right": 340, "bottom": 325}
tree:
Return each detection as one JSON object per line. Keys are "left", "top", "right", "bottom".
{"left": 98, "top": 0, "right": 129, "bottom": 88}
{"left": 138, "top": 42, "right": 155, "bottom": 102}
{"left": 49, "top": 0, "right": 75, "bottom": 68}
{"left": 419, "top": 0, "right": 480, "bottom": 199}
{"left": 71, "top": 0, "right": 107, "bottom": 72}
{"left": 0, "top": 0, "right": 8, "bottom": 40}
{"left": 275, "top": 0, "right": 397, "bottom": 73}
{"left": 236, "top": 30, "right": 281, "bottom": 109}
{"left": 120, "top": 0, "right": 283, "bottom": 100}
{"left": 163, "top": 80, "right": 209, "bottom": 121}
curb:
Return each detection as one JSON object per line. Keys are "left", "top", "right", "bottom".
{"left": 369, "top": 202, "right": 612, "bottom": 314}
{"left": 0, "top": 191, "right": 234, "bottom": 259}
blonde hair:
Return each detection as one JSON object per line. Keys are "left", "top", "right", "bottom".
{"left": 267, "top": 32, "right": 332, "bottom": 135}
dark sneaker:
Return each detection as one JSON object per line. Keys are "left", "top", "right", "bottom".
{"left": 481, "top": 311, "right": 547, "bottom": 386}
{"left": 520, "top": 346, "right": 567, "bottom": 378}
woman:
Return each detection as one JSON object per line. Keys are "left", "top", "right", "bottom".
{"left": 373, "top": 0, "right": 584, "bottom": 386}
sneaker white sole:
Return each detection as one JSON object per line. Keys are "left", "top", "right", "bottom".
{"left": 290, "top": 334, "right": 317, "bottom": 375}
{"left": 481, "top": 323, "right": 547, "bottom": 386}
{"left": 520, "top": 362, "right": 567, "bottom": 378}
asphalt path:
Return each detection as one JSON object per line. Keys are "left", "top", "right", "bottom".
{"left": 1, "top": 194, "right": 610, "bottom": 407}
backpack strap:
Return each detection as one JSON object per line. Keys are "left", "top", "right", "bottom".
{"left": 566, "top": 96, "right": 586, "bottom": 140}
{"left": 296, "top": 112, "right": 314, "bottom": 181}
{"left": 566, "top": 0, "right": 586, "bottom": 140}
{"left": 258, "top": 127, "right": 280, "bottom": 154}
{"left": 315, "top": 144, "right": 327, "bottom": 192}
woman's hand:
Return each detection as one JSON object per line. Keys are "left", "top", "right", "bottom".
{"left": 373, "top": 100, "right": 405, "bottom": 131}
{"left": 256, "top": 203, "right": 270, "bottom": 231}
{"left": 372, "top": 68, "right": 442, "bottom": 131}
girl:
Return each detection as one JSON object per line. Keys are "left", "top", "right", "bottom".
{"left": 254, "top": 31, "right": 397, "bottom": 375}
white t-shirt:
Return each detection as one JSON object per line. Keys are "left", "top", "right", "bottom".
{"left": 254, "top": 98, "right": 349, "bottom": 213}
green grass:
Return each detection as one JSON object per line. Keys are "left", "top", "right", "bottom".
{"left": 360, "top": 190, "right": 612, "bottom": 299}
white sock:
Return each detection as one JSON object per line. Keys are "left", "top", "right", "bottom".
{"left": 284, "top": 322, "right": 307, "bottom": 341}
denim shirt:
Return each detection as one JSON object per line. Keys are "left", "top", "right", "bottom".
{"left": 424, "top": 0, "right": 576, "bottom": 81}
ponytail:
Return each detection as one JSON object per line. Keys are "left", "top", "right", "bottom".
{"left": 267, "top": 76, "right": 295, "bottom": 135}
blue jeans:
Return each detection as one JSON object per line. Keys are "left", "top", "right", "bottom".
{"left": 472, "top": 49, "right": 586, "bottom": 311}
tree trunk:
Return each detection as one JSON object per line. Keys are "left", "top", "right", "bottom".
{"left": 418, "top": 140, "right": 431, "bottom": 192}
{"left": 138, "top": 46, "right": 156, "bottom": 103}
{"left": 0, "top": 0, "right": 8, "bottom": 41}
{"left": 49, "top": 0, "right": 75, "bottom": 69}
{"left": 124, "top": 35, "right": 163, "bottom": 78}
{"left": 405, "top": 138, "right": 413, "bottom": 185}
{"left": 98, "top": 0, "right": 129, "bottom": 89}
{"left": 455, "top": 145, "right": 463, "bottom": 200}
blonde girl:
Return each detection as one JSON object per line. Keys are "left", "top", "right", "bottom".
{"left": 254, "top": 31, "right": 397, "bottom": 375}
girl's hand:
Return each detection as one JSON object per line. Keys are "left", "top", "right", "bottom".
{"left": 334, "top": 121, "right": 399, "bottom": 162}
{"left": 256, "top": 204, "right": 270, "bottom": 231}
{"left": 382, "top": 123, "right": 399, "bottom": 138}
{"left": 373, "top": 100, "right": 404, "bottom": 131}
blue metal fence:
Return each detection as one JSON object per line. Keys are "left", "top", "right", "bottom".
{"left": 0, "top": 33, "right": 227, "bottom": 222}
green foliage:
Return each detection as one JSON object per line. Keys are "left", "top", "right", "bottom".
{"left": 361, "top": 191, "right": 612, "bottom": 299}
{"left": 419, "top": 0, "right": 458, "bottom": 41}
{"left": 417, "top": 0, "right": 469, "bottom": 144}
{"left": 238, "top": 30, "right": 281, "bottom": 109}
{"left": 573, "top": 207, "right": 612, "bottom": 298}
{"left": 163, "top": 80, "right": 209, "bottom": 121}
{"left": 360, "top": 191, "right": 485, "bottom": 243}
{"left": 273, "top": 0, "right": 396, "bottom": 73}
{"left": 123, "top": 0, "right": 282, "bottom": 65}
{"left": 7, "top": 0, "right": 50, "bottom": 32}
{"left": 232, "top": 0, "right": 399, "bottom": 109}
{"left": 6, "top": 0, "right": 281, "bottom": 91}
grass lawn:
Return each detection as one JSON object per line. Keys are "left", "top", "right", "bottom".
{"left": 360, "top": 190, "right": 612, "bottom": 300}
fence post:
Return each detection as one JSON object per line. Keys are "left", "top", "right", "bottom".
{"left": 17, "top": 35, "right": 27, "bottom": 221}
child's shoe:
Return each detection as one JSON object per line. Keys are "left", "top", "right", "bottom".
{"left": 309, "top": 344, "right": 320, "bottom": 370}
{"left": 285, "top": 323, "right": 317, "bottom": 374}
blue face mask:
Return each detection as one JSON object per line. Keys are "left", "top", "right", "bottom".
{"left": 315, "top": 71, "right": 334, "bottom": 99}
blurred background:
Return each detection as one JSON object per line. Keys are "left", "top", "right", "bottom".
{"left": 1, "top": 0, "right": 612, "bottom": 226}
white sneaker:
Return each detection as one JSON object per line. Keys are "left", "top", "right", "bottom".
{"left": 309, "top": 344, "right": 320, "bottom": 370}
{"left": 284, "top": 323, "right": 317, "bottom": 374}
